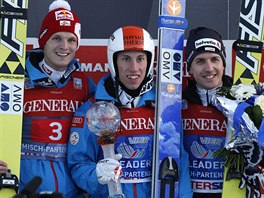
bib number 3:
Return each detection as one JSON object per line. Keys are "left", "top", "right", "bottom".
{"left": 49, "top": 122, "right": 63, "bottom": 141}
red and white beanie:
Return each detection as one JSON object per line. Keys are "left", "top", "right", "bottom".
{"left": 38, "top": 0, "right": 81, "bottom": 49}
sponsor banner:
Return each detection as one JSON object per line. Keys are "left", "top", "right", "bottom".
{"left": 160, "top": 48, "right": 183, "bottom": 84}
{"left": 71, "top": 116, "right": 85, "bottom": 128}
{"left": 191, "top": 179, "right": 223, "bottom": 193}
{"left": 158, "top": 15, "right": 188, "bottom": 29}
{"left": 195, "top": 38, "right": 221, "bottom": 50}
{"left": 21, "top": 142, "right": 67, "bottom": 162}
{"left": 0, "top": 81, "right": 24, "bottom": 115}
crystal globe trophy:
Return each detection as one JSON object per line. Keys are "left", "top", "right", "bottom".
{"left": 86, "top": 101, "right": 125, "bottom": 198}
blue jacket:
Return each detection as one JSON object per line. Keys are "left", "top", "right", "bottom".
{"left": 68, "top": 74, "right": 192, "bottom": 198}
{"left": 20, "top": 49, "right": 96, "bottom": 198}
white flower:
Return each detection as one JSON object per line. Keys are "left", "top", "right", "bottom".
{"left": 254, "top": 95, "right": 264, "bottom": 115}
{"left": 230, "top": 84, "right": 256, "bottom": 102}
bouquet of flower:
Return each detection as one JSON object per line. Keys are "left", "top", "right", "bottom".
{"left": 211, "top": 83, "right": 264, "bottom": 198}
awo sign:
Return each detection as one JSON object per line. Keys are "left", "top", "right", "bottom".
{"left": 0, "top": 81, "right": 24, "bottom": 114}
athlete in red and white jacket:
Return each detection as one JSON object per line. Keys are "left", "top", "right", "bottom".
{"left": 68, "top": 26, "right": 192, "bottom": 198}
{"left": 19, "top": 1, "right": 95, "bottom": 197}
{"left": 182, "top": 27, "right": 233, "bottom": 198}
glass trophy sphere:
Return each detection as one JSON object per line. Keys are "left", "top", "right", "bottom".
{"left": 86, "top": 101, "right": 121, "bottom": 136}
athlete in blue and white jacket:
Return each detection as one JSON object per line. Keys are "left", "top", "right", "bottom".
{"left": 19, "top": 1, "right": 96, "bottom": 197}
{"left": 68, "top": 26, "right": 192, "bottom": 198}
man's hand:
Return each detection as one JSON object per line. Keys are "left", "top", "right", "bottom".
{"left": 96, "top": 154, "right": 122, "bottom": 185}
{"left": 0, "top": 160, "right": 8, "bottom": 174}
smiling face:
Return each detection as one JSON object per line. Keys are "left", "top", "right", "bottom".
{"left": 189, "top": 52, "right": 225, "bottom": 90}
{"left": 43, "top": 32, "right": 78, "bottom": 71}
{"left": 116, "top": 51, "right": 148, "bottom": 90}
